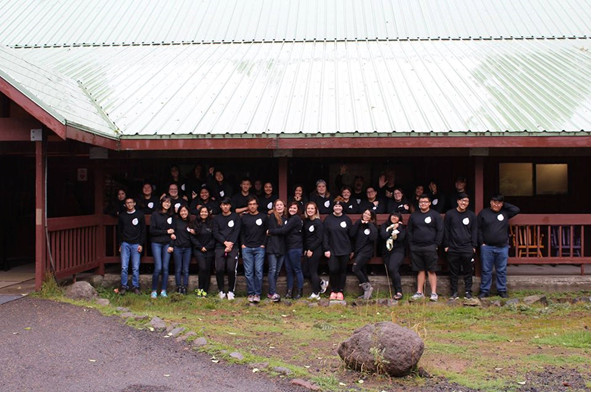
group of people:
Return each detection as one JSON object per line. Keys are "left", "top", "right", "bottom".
{"left": 115, "top": 169, "right": 520, "bottom": 302}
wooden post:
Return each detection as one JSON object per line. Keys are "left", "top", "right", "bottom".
{"left": 34, "top": 132, "right": 47, "bottom": 290}
{"left": 94, "top": 163, "right": 106, "bottom": 276}
{"left": 474, "top": 157, "right": 484, "bottom": 213}
{"left": 278, "top": 157, "right": 288, "bottom": 203}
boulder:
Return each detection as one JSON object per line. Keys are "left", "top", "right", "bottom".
{"left": 95, "top": 298, "right": 110, "bottom": 306}
{"left": 337, "top": 322, "right": 423, "bottom": 377}
{"left": 149, "top": 317, "right": 167, "bottom": 330}
{"left": 64, "top": 281, "right": 97, "bottom": 300}
{"left": 193, "top": 337, "right": 207, "bottom": 347}
{"left": 523, "top": 295, "right": 548, "bottom": 306}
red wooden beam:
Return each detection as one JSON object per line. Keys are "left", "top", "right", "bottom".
{"left": 0, "top": 118, "right": 43, "bottom": 141}
{"left": 35, "top": 137, "right": 47, "bottom": 290}
{"left": 65, "top": 126, "right": 119, "bottom": 150}
{"left": 0, "top": 77, "right": 67, "bottom": 140}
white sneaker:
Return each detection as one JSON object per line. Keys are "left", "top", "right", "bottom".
{"left": 247, "top": 295, "right": 254, "bottom": 303}
{"left": 308, "top": 293, "right": 320, "bottom": 300}
{"left": 430, "top": 293, "right": 439, "bottom": 302}
{"left": 218, "top": 291, "right": 226, "bottom": 299}
{"left": 227, "top": 291, "right": 235, "bottom": 300}
{"left": 320, "top": 280, "right": 329, "bottom": 294}
{"left": 410, "top": 292, "right": 424, "bottom": 301}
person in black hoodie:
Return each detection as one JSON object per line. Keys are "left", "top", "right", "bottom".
{"left": 117, "top": 197, "right": 146, "bottom": 295}
{"left": 477, "top": 194, "right": 520, "bottom": 299}
{"left": 268, "top": 201, "right": 304, "bottom": 299}
{"left": 303, "top": 202, "right": 328, "bottom": 300}
{"left": 167, "top": 183, "right": 188, "bottom": 214}
{"left": 381, "top": 212, "right": 407, "bottom": 300}
{"left": 105, "top": 188, "right": 127, "bottom": 217}
{"left": 443, "top": 193, "right": 478, "bottom": 300}
{"left": 240, "top": 197, "right": 268, "bottom": 303}
{"left": 266, "top": 199, "right": 287, "bottom": 302}
{"left": 350, "top": 209, "right": 378, "bottom": 300}
{"left": 407, "top": 194, "right": 443, "bottom": 302}
{"left": 358, "top": 185, "right": 387, "bottom": 214}
{"left": 191, "top": 206, "right": 215, "bottom": 297}
{"left": 309, "top": 179, "right": 332, "bottom": 214}
{"left": 137, "top": 182, "right": 160, "bottom": 214}
{"left": 170, "top": 205, "right": 194, "bottom": 295}
{"left": 149, "top": 196, "right": 175, "bottom": 298}
{"left": 189, "top": 186, "right": 220, "bottom": 216}
{"left": 212, "top": 197, "right": 241, "bottom": 300}
{"left": 323, "top": 197, "right": 352, "bottom": 301}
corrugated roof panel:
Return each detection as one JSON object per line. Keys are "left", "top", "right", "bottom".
{"left": 0, "top": 0, "right": 589, "bottom": 47}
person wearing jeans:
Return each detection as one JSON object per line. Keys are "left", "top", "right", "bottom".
{"left": 150, "top": 196, "right": 175, "bottom": 298}
{"left": 171, "top": 205, "right": 194, "bottom": 295}
{"left": 266, "top": 199, "right": 286, "bottom": 301}
{"left": 240, "top": 197, "right": 268, "bottom": 303}
{"left": 477, "top": 194, "right": 520, "bottom": 299}
{"left": 117, "top": 197, "right": 146, "bottom": 295}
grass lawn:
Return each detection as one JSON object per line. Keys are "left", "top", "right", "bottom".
{"left": 39, "top": 281, "right": 591, "bottom": 392}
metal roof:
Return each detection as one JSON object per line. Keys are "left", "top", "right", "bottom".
{"left": 0, "top": 0, "right": 590, "bottom": 140}
{"left": 0, "top": 0, "right": 588, "bottom": 47}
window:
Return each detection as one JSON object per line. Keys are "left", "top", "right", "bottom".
{"left": 536, "top": 164, "right": 568, "bottom": 195}
{"left": 499, "top": 163, "right": 568, "bottom": 196}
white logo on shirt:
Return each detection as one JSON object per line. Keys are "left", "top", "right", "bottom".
{"left": 181, "top": 184, "right": 186, "bottom": 191}
{"left": 267, "top": 202, "right": 272, "bottom": 209}
{"left": 364, "top": 228, "right": 370, "bottom": 236}
{"left": 255, "top": 218, "right": 263, "bottom": 226}
{"left": 497, "top": 214, "right": 504, "bottom": 221}
{"left": 132, "top": 218, "right": 138, "bottom": 226}
{"left": 425, "top": 216, "right": 432, "bottom": 224}
{"left": 324, "top": 200, "right": 330, "bottom": 208}
{"left": 174, "top": 202, "right": 181, "bottom": 211}
{"left": 220, "top": 190, "right": 225, "bottom": 197}
{"left": 148, "top": 202, "right": 154, "bottom": 209}
{"left": 348, "top": 205, "right": 353, "bottom": 209}
{"left": 167, "top": 217, "right": 173, "bottom": 225}
{"left": 228, "top": 220, "right": 235, "bottom": 228}
{"left": 432, "top": 198, "right": 438, "bottom": 205}
{"left": 463, "top": 217, "right": 470, "bottom": 225}
{"left": 186, "top": 226, "right": 192, "bottom": 232}
{"left": 308, "top": 226, "right": 315, "bottom": 232}
{"left": 340, "top": 221, "right": 347, "bottom": 228}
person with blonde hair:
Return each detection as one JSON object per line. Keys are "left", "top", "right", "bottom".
{"left": 303, "top": 202, "right": 328, "bottom": 300}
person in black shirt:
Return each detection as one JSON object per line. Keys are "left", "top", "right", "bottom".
{"left": 407, "top": 194, "right": 443, "bottom": 302}
{"left": 427, "top": 180, "right": 446, "bottom": 214}
{"left": 231, "top": 178, "right": 254, "bottom": 215}
{"left": 266, "top": 199, "right": 287, "bottom": 302}
{"left": 309, "top": 179, "right": 332, "bottom": 214}
{"left": 191, "top": 206, "right": 215, "bottom": 297}
{"left": 186, "top": 163, "right": 207, "bottom": 198}
{"left": 380, "top": 212, "right": 407, "bottom": 300}
{"left": 189, "top": 186, "right": 220, "bottom": 216}
{"left": 388, "top": 187, "right": 413, "bottom": 214}
{"left": 351, "top": 176, "right": 366, "bottom": 205}
{"left": 240, "top": 197, "right": 268, "bottom": 303}
{"left": 350, "top": 209, "right": 378, "bottom": 299}
{"left": 207, "top": 168, "right": 233, "bottom": 201}
{"left": 288, "top": 184, "right": 308, "bottom": 211}
{"left": 477, "top": 194, "right": 520, "bottom": 299}
{"left": 443, "top": 193, "right": 477, "bottom": 300}
{"left": 170, "top": 205, "right": 194, "bottom": 295}
{"left": 149, "top": 196, "right": 174, "bottom": 298}
{"left": 137, "top": 182, "right": 160, "bottom": 214}
{"left": 212, "top": 198, "right": 241, "bottom": 300}
{"left": 105, "top": 188, "right": 127, "bottom": 217}
{"left": 323, "top": 197, "right": 352, "bottom": 301}
{"left": 167, "top": 183, "right": 188, "bottom": 214}
{"left": 340, "top": 186, "right": 359, "bottom": 214}
{"left": 303, "top": 202, "right": 328, "bottom": 300}
{"left": 258, "top": 182, "right": 278, "bottom": 214}
{"left": 117, "top": 197, "right": 146, "bottom": 295}
{"left": 358, "top": 185, "right": 387, "bottom": 214}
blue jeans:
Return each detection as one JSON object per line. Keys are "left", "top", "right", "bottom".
{"left": 480, "top": 245, "right": 509, "bottom": 294}
{"left": 174, "top": 247, "right": 192, "bottom": 287}
{"left": 242, "top": 247, "right": 265, "bottom": 295}
{"left": 267, "top": 253, "right": 284, "bottom": 295}
{"left": 120, "top": 242, "right": 141, "bottom": 289}
{"left": 285, "top": 248, "right": 304, "bottom": 291}
{"left": 151, "top": 242, "right": 171, "bottom": 291}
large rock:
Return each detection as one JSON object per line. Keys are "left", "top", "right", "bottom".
{"left": 64, "top": 281, "right": 97, "bottom": 300}
{"left": 337, "top": 322, "right": 424, "bottom": 377}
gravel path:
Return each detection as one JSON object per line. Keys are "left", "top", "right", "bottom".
{"left": 0, "top": 298, "right": 304, "bottom": 392}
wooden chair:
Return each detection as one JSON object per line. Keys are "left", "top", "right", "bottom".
{"left": 550, "top": 226, "right": 582, "bottom": 257}
{"left": 510, "top": 225, "right": 544, "bottom": 257}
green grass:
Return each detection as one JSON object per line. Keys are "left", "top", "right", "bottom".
{"left": 531, "top": 330, "right": 591, "bottom": 349}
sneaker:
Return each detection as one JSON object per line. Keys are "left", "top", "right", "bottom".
{"left": 150, "top": 291, "right": 157, "bottom": 299}
{"left": 247, "top": 295, "right": 255, "bottom": 303}
{"left": 329, "top": 292, "right": 338, "bottom": 300}
{"left": 478, "top": 292, "right": 489, "bottom": 299}
{"left": 267, "top": 293, "right": 274, "bottom": 299}
{"left": 308, "top": 293, "right": 321, "bottom": 300}
{"left": 449, "top": 292, "right": 459, "bottom": 300}
{"left": 464, "top": 291, "right": 472, "bottom": 299}
{"left": 253, "top": 295, "right": 260, "bottom": 303}
{"left": 132, "top": 287, "right": 141, "bottom": 295}
{"left": 498, "top": 291, "right": 508, "bottom": 299}
{"left": 430, "top": 293, "right": 439, "bottom": 302}
{"left": 160, "top": 290, "right": 168, "bottom": 298}
{"left": 410, "top": 292, "right": 424, "bottom": 301}
{"left": 227, "top": 291, "right": 235, "bottom": 300}
{"left": 393, "top": 292, "right": 403, "bottom": 300}
{"left": 320, "top": 280, "right": 329, "bottom": 294}
{"left": 118, "top": 286, "right": 127, "bottom": 296}
{"left": 336, "top": 292, "right": 344, "bottom": 301}
{"left": 218, "top": 291, "right": 226, "bottom": 299}
{"left": 271, "top": 293, "right": 281, "bottom": 302}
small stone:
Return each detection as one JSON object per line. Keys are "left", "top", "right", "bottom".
{"left": 116, "top": 307, "right": 130, "bottom": 312}
{"left": 149, "top": 317, "right": 167, "bottom": 330}
{"left": 523, "top": 295, "right": 548, "bottom": 306}
{"left": 417, "top": 367, "right": 432, "bottom": 378}
{"left": 329, "top": 300, "right": 347, "bottom": 306}
{"left": 505, "top": 298, "right": 520, "bottom": 306}
{"left": 319, "top": 299, "right": 330, "bottom": 307}
{"left": 95, "top": 298, "right": 110, "bottom": 306}
{"left": 193, "top": 337, "right": 207, "bottom": 347}
{"left": 176, "top": 331, "right": 198, "bottom": 342}
{"left": 273, "top": 366, "right": 292, "bottom": 375}
{"left": 248, "top": 362, "right": 269, "bottom": 369}
{"left": 121, "top": 312, "right": 137, "bottom": 319}
{"left": 165, "top": 323, "right": 179, "bottom": 333}
{"left": 462, "top": 298, "right": 481, "bottom": 307}
{"left": 307, "top": 302, "right": 319, "bottom": 307}
{"left": 290, "top": 379, "right": 321, "bottom": 391}
{"left": 229, "top": 352, "right": 244, "bottom": 361}
{"left": 491, "top": 300, "right": 502, "bottom": 307}
{"left": 169, "top": 327, "right": 186, "bottom": 337}
{"left": 64, "top": 281, "right": 97, "bottom": 300}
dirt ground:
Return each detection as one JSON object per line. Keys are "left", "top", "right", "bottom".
{"left": 0, "top": 297, "right": 305, "bottom": 392}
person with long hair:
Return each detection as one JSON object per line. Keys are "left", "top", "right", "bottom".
{"left": 170, "top": 205, "right": 193, "bottom": 295}
{"left": 350, "top": 208, "right": 378, "bottom": 299}
{"left": 288, "top": 184, "right": 308, "bottom": 211}
{"left": 381, "top": 212, "right": 407, "bottom": 300}
{"left": 212, "top": 197, "right": 241, "bottom": 300}
{"left": 191, "top": 206, "right": 215, "bottom": 297}
{"left": 303, "top": 202, "right": 328, "bottom": 300}
{"left": 268, "top": 201, "right": 304, "bottom": 299}
{"left": 266, "top": 199, "right": 286, "bottom": 302}
{"left": 149, "top": 196, "right": 175, "bottom": 298}
{"left": 322, "top": 197, "right": 352, "bottom": 301}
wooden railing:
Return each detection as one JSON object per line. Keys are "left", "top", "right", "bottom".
{"left": 46, "top": 213, "right": 591, "bottom": 279}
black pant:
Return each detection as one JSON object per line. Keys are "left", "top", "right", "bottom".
{"left": 384, "top": 251, "right": 405, "bottom": 293}
{"left": 215, "top": 248, "right": 238, "bottom": 293}
{"left": 447, "top": 251, "right": 473, "bottom": 294}
{"left": 306, "top": 247, "right": 323, "bottom": 294}
{"left": 328, "top": 254, "right": 349, "bottom": 293}
{"left": 194, "top": 250, "right": 214, "bottom": 292}
{"left": 352, "top": 249, "right": 373, "bottom": 284}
